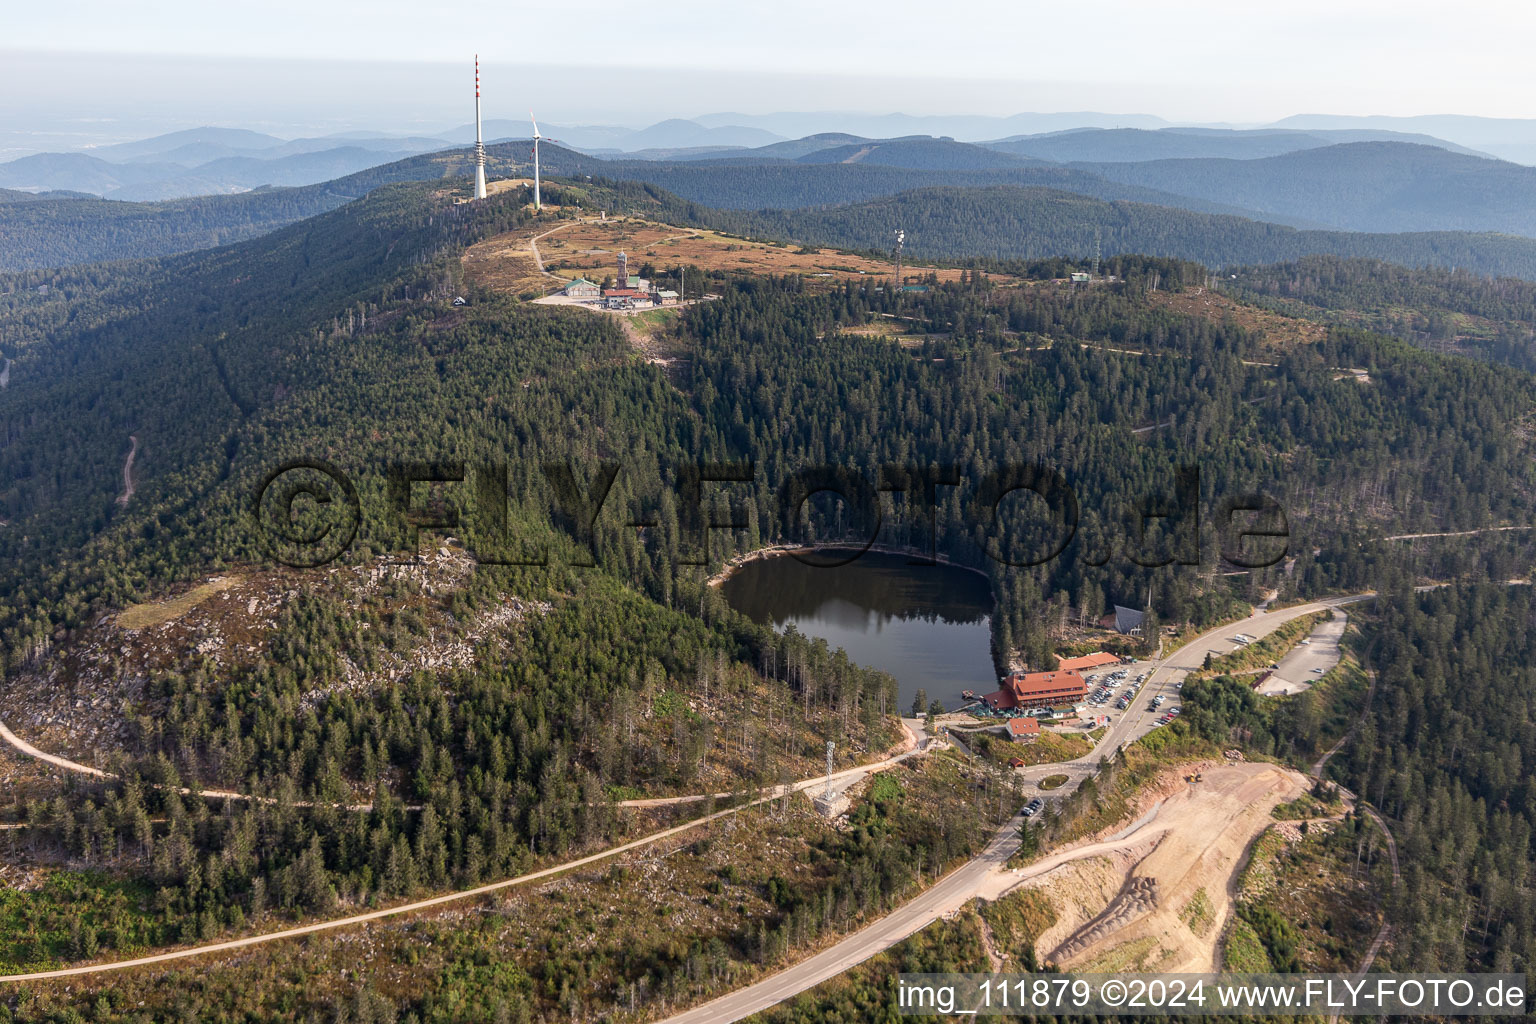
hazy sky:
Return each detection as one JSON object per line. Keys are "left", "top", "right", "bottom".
{"left": 6, "top": 0, "right": 1536, "bottom": 147}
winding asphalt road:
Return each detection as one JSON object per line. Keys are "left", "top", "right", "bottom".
{"left": 653, "top": 594, "right": 1375, "bottom": 1024}
{"left": 0, "top": 594, "right": 1369, "bottom": 993}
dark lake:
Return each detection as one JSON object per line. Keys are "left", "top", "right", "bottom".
{"left": 718, "top": 549, "right": 998, "bottom": 713}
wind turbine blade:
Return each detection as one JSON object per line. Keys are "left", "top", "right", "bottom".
{"left": 530, "top": 111, "right": 541, "bottom": 139}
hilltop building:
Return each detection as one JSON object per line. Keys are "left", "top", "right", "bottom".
{"left": 558, "top": 254, "right": 681, "bottom": 311}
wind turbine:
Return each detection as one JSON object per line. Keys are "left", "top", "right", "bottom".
{"left": 530, "top": 111, "right": 542, "bottom": 211}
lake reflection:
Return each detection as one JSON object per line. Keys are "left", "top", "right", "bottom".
{"left": 719, "top": 550, "right": 998, "bottom": 712}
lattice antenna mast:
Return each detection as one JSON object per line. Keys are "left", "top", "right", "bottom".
{"left": 1093, "top": 228, "right": 1101, "bottom": 278}
{"left": 824, "top": 741, "right": 836, "bottom": 798}
{"left": 892, "top": 229, "right": 905, "bottom": 291}
{"left": 472, "top": 56, "right": 487, "bottom": 200}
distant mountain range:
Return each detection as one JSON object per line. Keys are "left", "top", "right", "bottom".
{"left": 0, "top": 127, "right": 451, "bottom": 201}
{"left": 11, "top": 139, "right": 1536, "bottom": 283}
{"left": 1077, "top": 142, "right": 1536, "bottom": 235}
{"left": 8, "top": 112, "right": 1536, "bottom": 205}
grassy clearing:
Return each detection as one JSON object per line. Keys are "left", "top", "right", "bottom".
{"left": 116, "top": 576, "right": 241, "bottom": 629}
{"left": 1038, "top": 774, "right": 1069, "bottom": 791}
{"left": 1272, "top": 789, "right": 1344, "bottom": 820}
{"left": 977, "top": 889, "right": 1057, "bottom": 967}
{"left": 1236, "top": 828, "right": 1288, "bottom": 902}
{"left": 1222, "top": 916, "right": 1274, "bottom": 971}
{"left": 1079, "top": 935, "right": 1164, "bottom": 973}
{"left": 965, "top": 728, "right": 1091, "bottom": 769}
{"left": 625, "top": 306, "right": 683, "bottom": 337}
{"left": 0, "top": 871, "right": 167, "bottom": 974}
{"left": 1180, "top": 887, "right": 1215, "bottom": 937}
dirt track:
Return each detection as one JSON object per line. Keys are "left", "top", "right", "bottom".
{"left": 115, "top": 435, "right": 137, "bottom": 506}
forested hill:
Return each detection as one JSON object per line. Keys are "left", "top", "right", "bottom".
{"left": 0, "top": 144, "right": 540, "bottom": 271}
{"left": 0, "top": 180, "right": 544, "bottom": 663}
{"left": 1229, "top": 255, "right": 1536, "bottom": 371}
{"left": 552, "top": 153, "right": 1276, "bottom": 218}
{"left": 704, "top": 185, "right": 1536, "bottom": 280}
{"left": 0, "top": 143, "right": 1288, "bottom": 272}
{"left": 7, "top": 170, "right": 1536, "bottom": 669}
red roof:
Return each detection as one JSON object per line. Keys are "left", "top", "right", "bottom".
{"left": 1057, "top": 651, "right": 1120, "bottom": 672}
{"left": 982, "top": 688, "right": 1017, "bottom": 710}
{"left": 1008, "top": 717, "right": 1041, "bottom": 737}
{"left": 1006, "top": 669, "right": 1087, "bottom": 704}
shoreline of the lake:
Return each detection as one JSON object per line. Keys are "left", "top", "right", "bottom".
{"left": 705, "top": 542, "right": 992, "bottom": 589}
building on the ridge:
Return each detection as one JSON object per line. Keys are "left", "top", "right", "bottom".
{"left": 1007, "top": 717, "right": 1041, "bottom": 743}
{"left": 602, "top": 288, "right": 653, "bottom": 310}
{"left": 593, "top": 253, "right": 665, "bottom": 310}
{"left": 563, "top": 277, "right": 600, "bottom": 299}
{"left": 982, "top": 669, "right": 1088, "bottom": 711}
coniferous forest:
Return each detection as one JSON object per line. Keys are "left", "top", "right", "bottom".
{"left": 4, "top": 172, "right": 1536, "bottom": 1021}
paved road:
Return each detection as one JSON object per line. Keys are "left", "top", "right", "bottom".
{"left": 1258, "top": 612, "right": 1346, "bottom": 695}
{"left": 0, "top": 596, "right": 1367, "bottom": 991}
{"left": 1011, "top": 594, "right": 1373, "bottom": 796}
{"left": 657, "top": 802, "right": 1178, "bottom": 1024}
{"left": 656, "top": 594, "right": 1373, "bottom": 1024}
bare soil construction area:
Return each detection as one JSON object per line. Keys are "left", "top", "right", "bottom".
{"left": 1018, "top": 760, "right": 1308, "bottom": 973}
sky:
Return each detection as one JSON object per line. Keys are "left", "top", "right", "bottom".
{"left": 5, "top": 0, "right": 1536, "bottom": 150}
